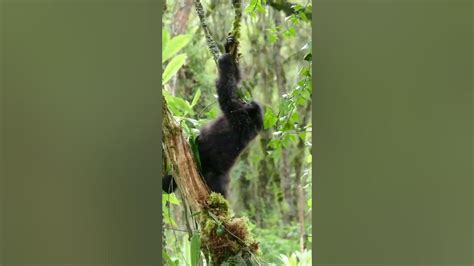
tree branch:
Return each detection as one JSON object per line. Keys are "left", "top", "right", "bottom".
{"left": 267, "top": 0, "right": 312, "bottom": 20}
{"left": 162, "top": 98, "right": 209, "bottom": 210}
{"left": 193, "top": 0, "right": 221, "bottom": 64}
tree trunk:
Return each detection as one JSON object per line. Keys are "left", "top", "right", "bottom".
{"left": 271, "top": 9, "right": 296, "bottom": 223}
{"left": 162, "top": 98, "right": 209, "bottom": 209}
{"left": 171, "top": 0, "right": 194, "bottom": 35}
{"left": 168, "top": 0, "right": 193, "bottom": 96}
{"left": 293, "top": 102, "right": 311, "bottom": 252}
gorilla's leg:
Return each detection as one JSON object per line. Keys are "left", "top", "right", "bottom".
{"left": 162, "top": 174, "right": 177, "bottom": 194}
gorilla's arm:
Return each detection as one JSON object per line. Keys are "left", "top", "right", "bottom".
{"left": 216, "top": 54, "right": 253, "bottom": 130}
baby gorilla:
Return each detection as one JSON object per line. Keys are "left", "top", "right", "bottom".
{"left": 162, "top": 37, "right": 263, "bottom": 198}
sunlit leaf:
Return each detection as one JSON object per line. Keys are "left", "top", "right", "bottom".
{"left": 163, "top": 193, "right": 181, "bottom": 205}
{"left": 163, "top": 90, "right": 194, "bottom": 116}
{"left": 296, "top": 96, "right": 306, "bottom": 106}
{"left": 279, "top": 99, "right": 291, "bottom": 114}
{"left": 162, "top": 250, "right": 179, "bottom": 266}
{"left": 190, "top": 232, "right": 201, "bottom": 266}
{"left": 264, "top": 108, "right": 278, "bottom": 129}
{"left": 162, "top": 34, "right": 192, "bottom": 63}
{"left": 245, "top": 0, "right": 258, "bottom": 15}
{"left": 300, "top": 66, "right": 311, "bottom": 77}
{"left": 268, "top": 138, "right": 281, "bottom": 150}
{"left": 191, "top": 89, "right": 201, "bottom": 108}
{"left": 267, "top": 28, "right": 279, "bottom": 44}
{"left": 162, "top": 30, "right": 170, "bottom": 53}
{"left": 299, "top": 12, "right": 309, "bottom": 22}
{"left": 163, "top": 211, "right": 177, "bottom": 226}
{"left": 162, "top": 53, "right": 187, "bottom": 85}
{"left": 283, "top": 27, "right": 296, "bottom": 38}
{"left": 290, "top": 16, "right": 300, "bottom": 26}
{"left": 289, "top": 112, "right": 299, "bottom": 124}
{"left": 292, "top": 4, "right": 303, "bottom": 11}
{"left": 282, "top": 133, "right": 298, "bottom": 147}
{"left": 301, "top": 89, "right": 311, "bottom": 100}
{"left": 298, "top": 132, "right": 306, "bottom": 141}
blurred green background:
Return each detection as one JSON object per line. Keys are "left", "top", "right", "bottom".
{"left": 1, "top": 1, "right": 161, "bottom": 264}
{"left": 314, "top": 1, "right": 472, "bottom": 265}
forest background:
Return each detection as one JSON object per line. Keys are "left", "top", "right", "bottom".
{"left": 162, "top": 0, "right": 313, "bottom": 264}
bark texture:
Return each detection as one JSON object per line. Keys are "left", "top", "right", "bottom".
{"left": 162, "top": 98, "right": 209, "bottom": 209}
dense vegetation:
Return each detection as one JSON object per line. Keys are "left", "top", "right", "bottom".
{"left": 162, "top": 0, "right": 312, "bottom": 264}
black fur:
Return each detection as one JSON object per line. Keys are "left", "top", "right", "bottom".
{"left": 162, "top": 38, "right": 263, "bottom": 198}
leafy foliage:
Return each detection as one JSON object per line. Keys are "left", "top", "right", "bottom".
{"left": 245, "top": 0, "right": 266, "bottom": 17}
{"left": 163, "top": 34, "right": 193, "bottom": 63}
{"left": 163, "top": 53, "right": 188, "bottom": 85}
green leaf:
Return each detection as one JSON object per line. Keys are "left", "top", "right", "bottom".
{"left": 297, "top": 79, "right": 306, "bottom": 87}
{"left": 290, "top": 15, "right": 300, "bottom": 26}
{"left": 290, "top": 253, "right": 298, "bottom": 266}
{"left": 300, "top": 66, "right": 311, "bottom": 77}
{"left": 301, "top": 89, "right": 311, "bottom": 100}
{"left": 162, "top": 30, "right": 170, "bottom": 53}
{"left": 162, "top": 53, "right": 187, "bottom": 85}
{"left": 304, "top": 52, "right": 312, "bottom": 61}
{"left": 162, "top": 250, "right": 179, "bottom": 266}
{"left": 190, "top": 232, "right": 201, "bottom": 266}
{"left": 267, "top": 28, "right": 279, "bottom": 44}
{"left": 289, "top": 112, "right": 300, "bottom": 124}
{"left": 292, "top": 4, "right": 303, "bottom": 11}
{"left": 279, "top": 99, "right": 291, "bottom": 114}
{"left": 267, "top": 138, "right": 281, "bottom": 150}
{"left": 299, "top": 12, "right": 309, "bottom": 22}
{"left": 216, "top": 224, "right": 225, "bottom": 236}
{"left": 263, "top": 108, "right": 278, "bottom": 129}
{"left": 162, "top": 34, "right": 192, "bottom": 63}
{"left": 163, "top": 193, "right": 181, "bottom": 205}
{"left": 244, "top": 0, "right": 256, "bottom": 14}
{"left": 163, "top": 211, "right": 177, "bottom": 226}
{"left": 245, "top": 0, "right": 265, "bottom": 16}
{"left": 283, "top": 27, "right": 296, "bottom": 38}
{"left": 163, "top": 90, "right": 194, "bottom": 116}
{"left": 282, "top": 133, "right": 298, "bottom": 147}
{"left": 296, "top": 96, "right": 307, "bottom": 106}
{"left": 191, "top": 89, "right": 201, "bottom": 108}
{"left": 298, "top": 132, "right": 306, "bottom": 141}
